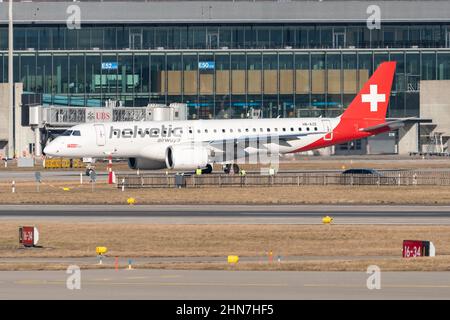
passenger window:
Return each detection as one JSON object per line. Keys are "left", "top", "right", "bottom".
{"left": 213, "top": 129, "right": 217, "bottom": 133}
{"left": 299, "top": 128, "right": 302, "bottom": 131}
{"left": 205, "top": 129, "right": 208, "bottom": 133}
{"left": 238, "top": 129, "right": 242, "bottom": 132}
{"left": 230, "top": 129, "right": 233, "bottom": 133}
{"left": 306, "top": 127, "right": 310, "bottom": 131}
{"left": 253, "top": 128, "right": 257, "bottom": 132}
{"left": 267, "top": 128, "right": 270, "bottom": 132}
{"left": 197, "top": 129, "right": 201, "bottom": 133}
{"left": 245, "top": 128, "right": 249, "bottom": 132}
{"left": 113, "top": 131, "right": 118, "bottom": 136}
{"left": 282, "top": 128, "right": 286, "bottom": 132}
{"left": 274, "top": 128, "right": 278, "bottom": 132}
{"left": 314, "top": 127, "right": 318, "bottom": 131}
{"left": 290, "top": 128, "right": 294, "bottom": 131}
{"left": 260, "top": 128, "right": 263, "bottom": 132}
{"left": 222, "top": 129, "right": 226, "bottom": 133}
{"left": 189, "top": 129, "right": 193, "bottom": 134}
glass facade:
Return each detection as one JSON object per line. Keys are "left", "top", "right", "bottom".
{"left": 1, "top": 23, "right": 450, "bottom": 51}
{"left": 0, "top": 22, "right": 449, "bottom": 119}
{"left": 3, "top": 49, "right": 450, "bottom": 119}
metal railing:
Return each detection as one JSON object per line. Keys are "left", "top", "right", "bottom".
{"left": 117, "top": 170, "right": 450, "bottom": 188}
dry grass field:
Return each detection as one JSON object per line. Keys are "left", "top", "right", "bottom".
{"left": 0, "top": 223, "right": 449, "bottom": 271}
{"left": 1, "top": 157, "right": 448, "bottom": 271}
{"left": 0, "top": 180, "right": 449, "bottom": 205}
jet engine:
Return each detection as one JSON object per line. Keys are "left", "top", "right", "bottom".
{"left": 127, "top": 157, "right": 167, "bottom": 170}
{"left": 165, "top": 145, "right": 209, "bottom": 170}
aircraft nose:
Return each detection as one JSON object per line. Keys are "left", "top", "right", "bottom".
{"left": 43, "top": 143, "right": 59, "bottom": 156}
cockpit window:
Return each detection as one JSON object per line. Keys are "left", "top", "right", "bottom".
{"left": 61, "top": 130, "right": 72, "bottom": 136}
{"left": 72, "top": 130, "right": 81, "bottom": 136}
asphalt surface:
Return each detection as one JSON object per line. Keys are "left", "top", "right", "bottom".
{"left": 1, "top": 204, "right": 449, "bottom": 299}
{"left": 0, "top": 270, "right": 449, "bottom": 299}
{"left": 0, "top": 205, "right": 450, "bottom": 224}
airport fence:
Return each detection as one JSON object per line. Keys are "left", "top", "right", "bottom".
{"left": 117, "top": 170, "right": 450, "bottom": 188}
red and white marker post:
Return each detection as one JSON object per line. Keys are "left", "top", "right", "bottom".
{"left": 108, "top": 154, "right": 113, "bottom": 184}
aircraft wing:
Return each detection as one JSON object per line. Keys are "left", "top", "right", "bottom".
{"left": 202, "top": 132, "right": 318, "bottom": 163}
{"left": 206, "top": 132, "right": 311, "bottom": 150}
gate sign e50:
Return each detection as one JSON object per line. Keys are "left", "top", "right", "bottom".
{"left": 198, "top": 61, "right": 215, "bottom": 70}
{"left": 19, "top": 226, "right": 39, "bottom": 247}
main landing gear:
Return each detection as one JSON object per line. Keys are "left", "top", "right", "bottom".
{"left": 223, "top": 163, "right": 240, "bottom": 174}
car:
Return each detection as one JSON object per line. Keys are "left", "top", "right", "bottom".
{"left": 341, "top": 168, "right": 382, "bottom": 175}
{"left": 340, "top": 168, "right": 396, "bottom": 185}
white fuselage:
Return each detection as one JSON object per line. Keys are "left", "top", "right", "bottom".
{"left": 44, "top": 117, "right": 340, "bottom": 161}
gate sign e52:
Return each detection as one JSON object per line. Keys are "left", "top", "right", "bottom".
{"left": 101, "top": 62, "right": 118, "bottom": 70}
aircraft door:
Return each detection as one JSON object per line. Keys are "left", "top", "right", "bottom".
{"left": 322, "top": 119, "right": 333, "bottom": 141}
{"left": 94, "top": 124, "right": 106, "bottom": 146}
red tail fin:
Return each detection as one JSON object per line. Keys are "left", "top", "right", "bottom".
{"left": 342, "top": 61, "right": 396, "bottom": 123}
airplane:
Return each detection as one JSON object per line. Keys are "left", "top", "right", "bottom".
{"left": 44, "top": 61, "right": 404, "bottom": 174}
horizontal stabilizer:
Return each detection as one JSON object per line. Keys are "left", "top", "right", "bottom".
{"left": 359, "top": 118, "right": 416, "bottom": 132}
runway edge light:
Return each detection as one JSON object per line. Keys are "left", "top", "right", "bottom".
{"left": 227, "top": 255, "right": 239, "bottom": 264}
{"left": 96, "top": 246, "right": 107, "bottom": 255}
{"left": 322, "top": 216, "right": 333, "bottom": 224}
{"left": 96, "top": 246, "right": 107, "bottom": 265}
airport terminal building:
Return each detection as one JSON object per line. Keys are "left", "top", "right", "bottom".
{"left": 1, "top": 0, "right": 450, "bottom": 157}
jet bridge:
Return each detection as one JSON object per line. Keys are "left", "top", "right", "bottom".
{"left": 22, "top": 102, "right": 187, "bottom": 156}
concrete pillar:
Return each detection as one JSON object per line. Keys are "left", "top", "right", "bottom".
{"left": 398, "top": 123, "right": 419, "bottom": 155}
{"left": 34, "top": 127, "right": 41, "bottom": 157}
{"left": 0, "top": 85, "right": 9, "bottom": 153}
{"left": 13, "top": 84, "right": 34, "bottom": 157}
{"left": 7, "top": 0, "right": 14, "bottom": 158}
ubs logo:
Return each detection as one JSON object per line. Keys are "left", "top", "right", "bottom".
{"left": 109, "top": 125, "right": 183, "bottom": 139}
{"left": 96, "top": 112, "right": 111, "bottom": 121}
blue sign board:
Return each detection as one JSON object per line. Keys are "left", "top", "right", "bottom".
{"left": 198, "top": 61, "right": 215, "bottom": 70}
{"left": 101, "top": 62, "right": 118, "bottom": 70}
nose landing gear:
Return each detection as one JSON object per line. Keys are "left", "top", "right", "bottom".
{"left": 202, "top": 164, "right": 213, "bottom": 174}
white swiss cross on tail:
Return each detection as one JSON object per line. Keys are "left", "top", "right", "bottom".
{"left": 361, "top": 84, "right": 386, "bottom": 112}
